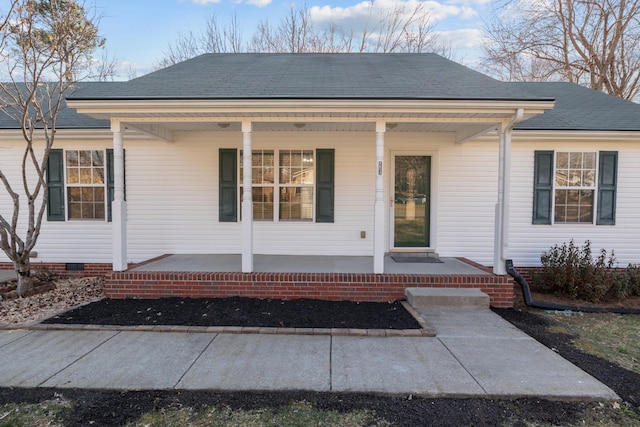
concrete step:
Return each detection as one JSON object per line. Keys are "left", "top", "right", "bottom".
{"left": 405, "top": 288, "right": 490, "bottom": 309}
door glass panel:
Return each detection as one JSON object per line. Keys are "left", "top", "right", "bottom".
{"left": 394, "top": 156, "right": 430, "bottom": 247}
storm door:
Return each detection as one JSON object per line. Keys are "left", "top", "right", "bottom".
{"left": 392, "top": 156, "right": 431, "bottom": 248}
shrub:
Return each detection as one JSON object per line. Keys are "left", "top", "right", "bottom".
{"left": 533, "top": 240, "right": 618, "bottom": 302}
{"left": 613, "top": 263, "right": 640, "bottom": 299}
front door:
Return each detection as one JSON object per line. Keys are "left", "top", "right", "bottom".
{"left": 392, "top": 155, "right": 431, "bottom": 248}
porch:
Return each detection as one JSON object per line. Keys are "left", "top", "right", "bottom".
{"left": 106, "top": 255, "right": 515, "bottom": 307}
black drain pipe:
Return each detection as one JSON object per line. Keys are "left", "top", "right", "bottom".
{"left": 505, "top": 260, "right": 640, "bottom": 314}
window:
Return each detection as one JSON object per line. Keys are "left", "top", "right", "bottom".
{"left": 66, "top": 150, "right": 106, "bottom": 220}
{"left": 554, "top": 152, "right": 596, "bottom": 223}
{"left": 533, "top": 150, "right": 617, "bottom": 225}
{"left": 240, "top": 150, "right": 275, "bottom": 221}
{"left": 240, "top": 150, "right": 314, "bottom": 221}
{"left": 47, "top": 148, "right": 120, "bottom": 222}
{"left": 279, "top": 150, "right": 314, "bottom": 221}
{"left": 220, "top": 148, "right": 333, "bottom": 223}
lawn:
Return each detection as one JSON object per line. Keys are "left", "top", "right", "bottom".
{"left": 545, "top": 311, "right": 640, "bottom": 375}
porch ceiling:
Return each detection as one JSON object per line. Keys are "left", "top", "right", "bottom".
{"left": 124, "top": 120, "right": 497, "bottom": 134}
{"left": 116, "top": 110, "right": 544, "bottom": 143}
{"left": 70, "top": 98, "right": 553, "bottom": 143}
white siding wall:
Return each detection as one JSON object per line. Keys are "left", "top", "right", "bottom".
{"left": 2, "top": 129, "right": 639, "bottom": 268}
{"left": 509, "top": 139, "right": 640, "bottom": 267}
{"left": 126, "top": 131, "right": 377, "bottom": 258}
{"left": 0, "top": 138, "right": 113, "bottom": 263}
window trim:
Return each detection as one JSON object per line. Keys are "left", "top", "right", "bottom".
{"left": 47, "top": 148, "right": 121, "bottom": 223}
{"left": 552, "top": 151, "right": 597, "bottom": 225}
{"left": 240, "top": 149, "right": 316, "bottom": 222}
{"left": 64, "top": 149, "right": 108, "bottom": 221}
{"left": 533, "top": 150, "right": 618, "bottom": 226}
{"left": 222, "top": 148, "right": 334, "bottom": 224}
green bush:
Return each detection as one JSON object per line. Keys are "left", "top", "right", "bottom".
{"left": 532, "top": 240, "right": 620, "bottom": 302}
{"left": 614, "top": 263, "right": 640, "bottom": 299}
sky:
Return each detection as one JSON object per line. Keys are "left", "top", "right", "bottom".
{"left": 2, "top": 0, "right": 497, "bottom": 79}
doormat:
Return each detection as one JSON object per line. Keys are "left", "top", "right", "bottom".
{"left": 391, "top": 255, "right": 443, "bottom": 263}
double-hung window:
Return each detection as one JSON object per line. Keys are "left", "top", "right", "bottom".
{"left": 47, "top": 148, "right": 120, "bottom": 222}
{"left": 239, "top": 149, "right": 315, "bottom": 221}
{"left": 279, "top": 150, "right": 314, "bottom": 221}
{"left": 533, "top": 150, "right": 617, "bottom": 225}
{"left": 240, "top": 150, "right": 275, "bottom": 221}
{"left": 220, "top": 148, "right": 333, "bottom": 223}
{"left": 66, "top": 150, "right": 106, "bottom": 220}
{"left": 553, "top": 152, "right": 596, "bottom": 223}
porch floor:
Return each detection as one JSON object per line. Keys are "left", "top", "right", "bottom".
{"left": 130, "top": 254, "right": 491, "bottom": 275}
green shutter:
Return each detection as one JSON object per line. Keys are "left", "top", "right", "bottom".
{"left": 106, "top": 149, "right": 126, "bottom": 222}
{"left": 532, "top": 150, "right": 553, "bottom": 225}
{"left": 316, "top": 149, "right": 334, "bottom": 223}
{"left": 46, "top": 149, "right": 65, "bottom": 221}
{"left": 597, "top": 151, "right": 617, "bottom": 225}
{"left": 219, "top": 149, "right": 238, "bottom": 222}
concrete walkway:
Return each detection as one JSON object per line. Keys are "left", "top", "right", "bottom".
{"left": 0, "top": 308, "right": 618, "bottom": 400}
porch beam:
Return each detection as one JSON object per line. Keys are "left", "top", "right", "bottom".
{"left": 111, "top": 115, "right": 531, "bottom": 125}
{"left": 455, "top": 124, "right": 498, "bottom": 144}
{"left": 124, "top": 123, "right": 174, "bottom": 143}
{"left": 241, "top": 121, "right": 253, "bottom": 273}
{"left": 374, "top": 121, "right": 386, "bottom": 274}
{"left": 493, "top": 109, "right": 523, "bottom": 275}
{"left": 111, "top": 120, "right": 127, "bottom": 272}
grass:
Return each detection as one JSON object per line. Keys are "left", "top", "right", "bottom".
{"left": 544, "top": 312, "right": 640, "bottom": 375}
{"left": 0, "top": 399, "right": 70, "bottom": 427}
{"left": 126, "top": 401, "right": 390, "bottom": 427}
{"left": 503, "top": 401, "right": 640, "bottom": 427}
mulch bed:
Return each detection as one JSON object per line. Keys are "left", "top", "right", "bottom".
{"left": 42, "top": 297, "right": 422, "bottom": 329}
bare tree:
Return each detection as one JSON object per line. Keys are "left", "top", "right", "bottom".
{"left": 367, "top": 2, "right": 440, "bottom": 53}
{"left": 0, "top": 0, "right": 103, "bottom": 295}
{"left": 251, "top": 5, "right": 329, "bottom": 53}
{"left": 482, "top": 0, "right": 640, "bottom": 100}
{"left": 157, "top": 12, "right": 245, "bottom": 69}
{"left": 89, "top": 48, "right": 119, "bottom": 81}
{"left": 157, "top": 2, "right": 448, "bottom": 67}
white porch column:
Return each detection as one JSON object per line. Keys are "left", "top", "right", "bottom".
{"left": 111, "top": 121, "right": 127, "bottom": 271}
{"left": 241, "top": 121, "right": 253, "bottom": 273}
{"left": 373, "top": 121, "right": 386, "bottom": 274}
{"left": 493, "top": 109, "right": 522, "bottom": 275}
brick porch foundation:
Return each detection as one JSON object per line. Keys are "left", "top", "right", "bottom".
{"left": 105, "top": 271, "right": 514, "bottom": 307}
{"left": 0, "top": 261, "right": 516, "bottom": 308}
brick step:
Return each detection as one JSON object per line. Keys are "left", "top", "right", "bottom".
{"left": 405, "top": 288, "right": 490, "bottom": 309}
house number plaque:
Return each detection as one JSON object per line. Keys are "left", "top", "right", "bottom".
{"left": 378, "top": 161, "right": 383, "bottom": 175}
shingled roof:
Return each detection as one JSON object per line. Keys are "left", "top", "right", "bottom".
{"left": 68, "top": 53, "right": 550, "bottom": 101}
{"left": 2, "top": 54, "right": 639, "bottom": 132}
{"left": 513, "top": 82, "right": 640, "bottom": 131}
{"left": 0, "top": 82, "right": 110, "bottom": 130}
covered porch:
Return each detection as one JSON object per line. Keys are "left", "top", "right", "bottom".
{"left": 106, "top": 254, "right": 514, "bottom": 307}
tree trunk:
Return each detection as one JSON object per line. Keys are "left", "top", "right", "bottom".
{"left": 16, "top": 259, "right": 34, "bottom": 296}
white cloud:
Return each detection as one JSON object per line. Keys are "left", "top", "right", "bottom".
{"left": 245, "top": 0, "right": 272, "bottom": 6}
{"left": 309, "top": 0, "right": 473, "bottom": 30}
{"left": 436, "top": 28, "right": 484, "bottom": 49}
{"left": 445, "top": 0, "right": 491, "bottom": 5}
{"left": 189, "top": 0, "right": 223, "bottom": 4}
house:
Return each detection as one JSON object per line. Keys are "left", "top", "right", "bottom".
{"left": 2, "top": 53, "right": 640, "bottom": 307}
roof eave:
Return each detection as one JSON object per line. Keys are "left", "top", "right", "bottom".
{"left": 66, "top": 98, "right": 556, "bottom": 120}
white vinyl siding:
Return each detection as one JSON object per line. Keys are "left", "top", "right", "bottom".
{"left": 2, "top": 130, "right": 640, "bottom": 269}
{"left": 510, "top": 141, "right": 640, "bottom": 266}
